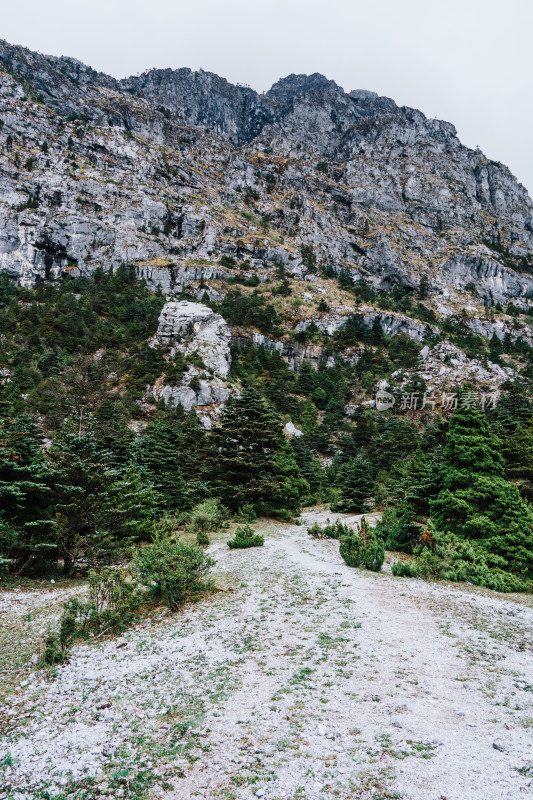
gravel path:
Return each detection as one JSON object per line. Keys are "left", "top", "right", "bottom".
{"left": 1, "top": 512, "right": 532, "bottom": 800}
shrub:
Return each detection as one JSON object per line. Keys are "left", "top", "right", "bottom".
{"left": 307, "top": 522, "right": 324, "bottom": 538}
{"left": 324, "top": 520, "right": 351, "bottom": 540}
{"left": 187, "top": 498, "right": 228, "bottom": 534}
{"left": 235, "top": 503, "right": 257, "bottom": 523}
{"left": 39, "top": 567, "right": 144, "bottom": 665}
{"left": 339, "top": 517, "right": 385, "bottom": 572}
{"left": 271, "top": 508, "right": 293, "bottom": 522}
{"left": 60, "top": 567, "right": 144, "bottom": 640}
{"left": 227, "top": 525, "right": 264, "bottom": 549}
{"left": 391, "top": 524, "right": 530, "bottom": 593}
{"left": 196, "top": 531, "right": 209, "bottom": 547}
{"left": 39, "top": 632, "right": 65, "bottom": 666}
{"left": 132, "top": 535, "right": 215, "bottom": 610}
{"left": 307, "top": 519, "right": 350, "bottom": 539}
{"left": 376, "top": 506, "right": 422, "bottom": 554}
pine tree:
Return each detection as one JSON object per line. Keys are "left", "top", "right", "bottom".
{"left": 135, "top": 418, "right": 186, "bottom": 510}
{"left": 499, "top": 424, "right": 533, "bottom": 501}
{"left": 402, "top": 446, "right": 441, "bottom": 518}
{"left": 297, "top": 361, "right": 316, "bottom": 395}
{"left": 210, "top": 388, "right": 306, "bottom": 512}
{"left": 179, "top": 410, "right": 211, "bottom": 506}
{"left": 105, "top": 462, "right": 156, "bottom": 543}
{"left": 379, "top": 446, "right": 442, "bottom": 553}
{"left": 0, "top": 414, "right": 54, "bottom": 575}
{"left": 332, "top": 452, "right": 375, "bottom": 513}
{"left": 292, "top": 437, "right": 327, "bottom": 503}
{"left": 271, "top": 439, "right": 310, "bottom": 513}
{"left": 430, "top": 406, "right": 533, "bottom": 575}
{"left": 48, "top": 430, "right": 126, "bottom": 574}
{"left": 180, "top": 410, "right": 208, "bottom": 479}
{"left": 368, "top": 317, "right": 384, "bottom": 346}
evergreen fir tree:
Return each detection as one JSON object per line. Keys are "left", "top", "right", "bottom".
{"left": 48, "top": 430, "right": 128, "bottom": 574}
{"left": 378, "top": 446, "right": 443, "bottom": 553}
{"left": 292, "top": 437, "right": 327, "bottom": 503}
{"left": 209, "top": 387, "right": 306, "bottom": 512}
{"left": 105, "top": 462, "right": 156, "bottom": 543}
{"left": 499, "top": 424, "right": 533, "bottom": 501}
{"left": 0, "top": 414, "right": 54, "bottom": 575}
{"left": 402, "top": 446, "right": 441, "bottom": 518}
{"left": 271, "top": 439, "right": 310, "bottom": 513}
{"left": 430, "top": 406, "right": 533, "bottom": 575}
{"left": 297, "top": 361, "right": 316, "bottom": 395}
{"left": 135, "top": 418, "right": 186, "bottom": 510}
{"left": 332, "top": 452, "right": 375, "bottom": 513}
{"left": 180, "top": 410, "right": 208, "bottom": 480}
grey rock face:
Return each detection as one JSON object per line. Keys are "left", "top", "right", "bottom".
{"left": 397, "top": 341, "right": 514, "bottom": 390}
{"left": 149, "top": 300, "right": 236, "bottom": 425}
{"left": 284, "top": 421, "right": 304, "bottom": 438}
{"left": 0, "top": 37, "right": 532, "bottom": 305}
{"left": 440, "top": 253, "right": 533, "bottom": 305}
{"left": 152, "top": 300, "right": 232, "bottom": 377}
{"left": 246, "top": 332, "right": 335, "bottom": 372}
{"left": 295, "top": 310, "right": 433, "bottom": 341}
{"left": 1, "top": 37, "right": 533, "bottom": 405}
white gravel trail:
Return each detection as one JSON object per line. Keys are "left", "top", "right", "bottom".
{"left": 1, "top": 512, "right": 532, "bottom": 800}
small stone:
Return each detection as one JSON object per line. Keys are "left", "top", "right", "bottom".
{"left": 493, "top": 741, "right": 507, "bottom": 753}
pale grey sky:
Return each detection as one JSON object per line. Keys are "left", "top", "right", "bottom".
{"left": 2, "top": 0, "right": 532, "bottom": 195}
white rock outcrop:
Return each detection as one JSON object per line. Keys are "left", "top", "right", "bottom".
{"left": 394, "top": 340, "right": 514, "bottom": 389}
{"left": 284, "top": 421, "right": 303, "bottom": 438}
{"left": 149, "top": 301, "right": 236, "bottom": 424}
{"left": 153, "top": 300, "right": 231, "bottom": 378}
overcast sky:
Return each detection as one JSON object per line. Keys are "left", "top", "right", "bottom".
{"left": 3, "top": 0, "right": 532, "bottom": 195}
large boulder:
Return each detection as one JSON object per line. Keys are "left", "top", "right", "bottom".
{"left": 152, "top": 300, "right": 232, "bottom": 378}
{"left": 149, "top": 301, "right": 236, "bottom": 425}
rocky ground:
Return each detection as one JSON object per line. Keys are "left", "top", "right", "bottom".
{"left": 1, "top": 512, "right": 532, "bottom": 800}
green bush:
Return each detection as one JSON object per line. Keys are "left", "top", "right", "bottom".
{"left": 39, "top": 567, "right": 144, "bottom": 666}
{"left": 391, "top": 524, "right": 530, "bottom": 593}
{"left": 196, "top": 531, "right": 209, "bottom": 547}
{"left": 227, "top": 525, "right": 264, "bottom": 549}
{"left": 307, "top": 521, "right": 324, "bottom": 538}
{"left": 272, "top": 508, "right": 293, "bottom": 522}
{"left": 187, "top": 498, "right": 228, "bottom": 534}
{"left": 60, "top": 567, "right": 144, "bottom": 640}
{"left": 39, "top": 632, "right": 65, "bottom": 666}
{"left": 323, "top": 520, "right": 351, "bottom": 539}
{"left": 132, "top": 535, "right": 215, "bottom": 609}
{"left": 235, "top": 503, "right": 257, "bottom": 522}
{"left": 376, "top": 506, "right": 422, "bottom": 554}
{"left": 307, "top": 519, "right": 350, "bottom": 539}
{"left": 339, "top": 517, "right": 385, "bottom": 572}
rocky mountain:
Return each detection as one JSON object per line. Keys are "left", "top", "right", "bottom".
{"left": 1, "top": 37, "right": 533, "bottom": 416}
